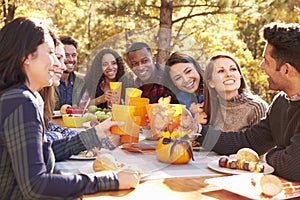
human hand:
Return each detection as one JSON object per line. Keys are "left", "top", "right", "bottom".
{"left": 189, "top": 102, "right": 204, "bottom": 114}
{"left": 189, "top": 102, "right": 208, "bottom": 124}
{"left": 107, "top": 133, "right": 121, "bottom": 147}
{"left": 109, "top": 89, "right": 121, "bottom": 104}
{"left": 103, "top": 90, "right": 114, "bottom": 102}
{"left": 117, "top": 169, "right": 140, "bottom": 189}
{"left": 85, "top": 147, "right": 101, "bottom": 157}
{"left": 90, "top": 119, "right": 100, "bottom": 127}
{"left": 94, "top": 117, "right": 123, "bottom": 139}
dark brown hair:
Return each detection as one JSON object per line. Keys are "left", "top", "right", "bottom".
{"left": 84, "top": 49, "right": 125, "bottom": 99}
{"left": 164, "top": 52, "right": 204, "bottom": 96}
{"left": 60, "top": 36, "right": 78, "bottom": 49}
{"left": 263, "top": 22, "right": 300, "bottom": 72}
{"left": 0, "top": 17, "right": 57, "bottom": 93}
{"left": 39, "top": 87, "right": 55, "bottom": 126}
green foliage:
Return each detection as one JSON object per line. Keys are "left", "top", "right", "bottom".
{"left": 1, "top": 0, "right": 299, "bottom": 104}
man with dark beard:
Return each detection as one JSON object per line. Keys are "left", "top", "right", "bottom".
{"left": 54, "top": 36, "right": 84, "bottom": 109}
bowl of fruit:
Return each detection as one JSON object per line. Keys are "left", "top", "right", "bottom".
{"left": 87, "top": 105, "right": 112, "bottom": 122}
{"left": 62, "top": 114, "right": 89, "bottom": 128}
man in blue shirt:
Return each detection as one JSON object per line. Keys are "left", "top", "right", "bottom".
{"left": 55, "top": 36, "right": 84, "bottom": 109}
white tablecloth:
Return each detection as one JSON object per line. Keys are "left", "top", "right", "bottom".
{"left": 55, "top": 142, "right": 222, "bottom": 181}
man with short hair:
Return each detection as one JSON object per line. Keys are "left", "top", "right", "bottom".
{"left": 54, "top": 36, "right": 84, "bottom": 109}
{"left": 123, "top": 42, "right": 178, "bottom": 103}
{"left": 197, "top": 22, "right": 300, "bottom": 182}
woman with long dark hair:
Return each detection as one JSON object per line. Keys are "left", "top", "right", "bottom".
{"left": 0, "top": 17, "right": 139, "bottom": 199}
{"left": 79, "top": 49, "right": 125, "bottom": 108}
{"left": 164, "top": 52, "right": 204, "bottom": 109}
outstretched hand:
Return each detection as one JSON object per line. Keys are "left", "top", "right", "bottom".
{"left": 94, "top": 117, "right": 123, "bottom": 146}
{"left": 117, "top": 169, "right": 140, "bottom": 190}
{"left": 189, "top": 102, "right": 208, "bottom": 125}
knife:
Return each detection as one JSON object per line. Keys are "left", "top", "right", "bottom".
{"left": 82, "top": 97, "right": 91, "bottom": 116}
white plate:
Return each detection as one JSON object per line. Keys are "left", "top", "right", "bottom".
{"left": 205, "top": 174, "right": 300, "bottom": 200}
{"left": 69, "top": 154, "right": 96, "bottom": 160}
{"left": 207, "top": 159, "right": 274, "bottom": 175}
{"left": 53, "top": 110, "right": 62, "bottom": 118}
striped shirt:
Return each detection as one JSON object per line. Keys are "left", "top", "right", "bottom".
{"left": 212, "top": 92, "right": 269, "bottom": 132}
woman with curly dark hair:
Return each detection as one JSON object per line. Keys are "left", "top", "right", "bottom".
{"left": 79, "top": 49, "right": 125, "bottom": 108}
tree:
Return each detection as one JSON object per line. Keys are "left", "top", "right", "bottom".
{"left": 157, "top": 0, "right": 172, "bottom": 65}
{"left": 237, "top": 0, "right": 300, "bottom": 102}
{"left": 1, "top": 0, "right": 16, "bottom": 24}
{"left": 1, "top": 0, "right": 299, "bottom": 103}
{"left": 97, "top": 0, "right": 253, "bottom": 65}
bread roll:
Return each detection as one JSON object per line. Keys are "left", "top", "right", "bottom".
{"left": 93, "top": 154, "right": 121, "bottom": 172}
{"left": 236, "top": 148, "right": 259, "bottom": 162}
{"left": 260, "top": 174, "right": 283, "bottom": 196}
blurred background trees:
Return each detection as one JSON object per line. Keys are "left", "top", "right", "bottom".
{"left": 1, "top": 0, "right": 299, "bottom": 103}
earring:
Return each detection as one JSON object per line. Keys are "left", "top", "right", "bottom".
{"left": 25, "top": 61, "right": 29, "bottom": 65}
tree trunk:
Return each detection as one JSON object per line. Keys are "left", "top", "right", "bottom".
{"left": 156, "top": 0, "right": 173, "bottom": 67}
{"left": 3, "top": 1, "right": 15, "bottom": 24}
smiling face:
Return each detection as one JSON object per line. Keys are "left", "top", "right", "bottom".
{"left": 24, "top": 33, "right": 57, "bottom": 91}
{"left": 102, "top": 53, "right": 118, "bottom": 81}
{"left": 53, "top": 44, "right": 67, "bottom": 86}
{"left": 169, "top": 62, "right": 200, "bottom": 94}
{"left": 127, "top": 48, "right": 155, "bottom": 82}
{"left": 208, "top": 57, "right": 241, "bottom": 99}
{"left": 260, "top": 43, "right": 287, "bottom": 91}
{"left": 63, "top": 44, "right": 77, "bottom": 73}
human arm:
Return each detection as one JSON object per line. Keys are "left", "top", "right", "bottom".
{"left": 93, "top": 90, "right": 115, "bottom": 106}
{"left": 198, "top": 119, "right": 274, "bottom": 156}
{"left": 51, "top": 118, "right": 122, "bottom": 161}
{"left": 1, "top": 89, "right": 133, "bottom": 199}
{"left": 262, "top": 94, "right": 300, "bottom": 181}
{"left": 247, "top": 95, "right": 269, "bottom": 126}
{"left": 198, "top": 93, "right": 300, "bottom": 181}
{"left": 266, "top": 133, "right": 300, "bottom": 182}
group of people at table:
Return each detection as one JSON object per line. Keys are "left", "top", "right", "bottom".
{"left": 0, "top": 16, "right": 299, "bottom": 199}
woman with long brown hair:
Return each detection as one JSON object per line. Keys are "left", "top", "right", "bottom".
{"left": 0, "top": 17, "right": 139, "bottom": 199}
{"left": 203, "top": 53, "right": 268, "bottom": 132}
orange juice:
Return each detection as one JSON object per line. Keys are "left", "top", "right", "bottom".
{"left": 110, "top": 104, "right": 141, "bottom": 143}
{"left": 125, "top": 88, "right": 142, "bottom": 105}
{"left": 129, "top": 97, "right": 150, "bottom": 127}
